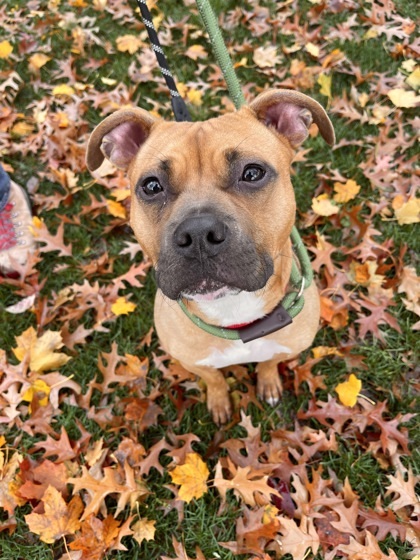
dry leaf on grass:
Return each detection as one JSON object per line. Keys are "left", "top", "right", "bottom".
{"left": 25, "top": 486, "right": 83, "bottom": 543}
{"left": 170, "top": 453, "right": 209, "bottom": 503}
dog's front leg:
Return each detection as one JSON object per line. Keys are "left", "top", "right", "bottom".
{"left": 256, "top": 355, "right": 289, "bottom": 407}
{"left": 180, "top": 362, "right": 231, "bottom": 424}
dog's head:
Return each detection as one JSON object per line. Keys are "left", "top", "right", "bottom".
{"left": 87, "top": 90, "right": 334, "bottom": 301}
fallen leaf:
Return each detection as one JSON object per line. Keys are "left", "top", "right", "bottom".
{"left": 253, "top": 45, "right": 281, "bottom": 68}
{"left": 170, "top": 453, "right": 209, "bottom": 503}
{"left": 0, "top": 40, "right": 13, "bottom": 59}
{"left": 406, "top": 67, "right": 420, "bottom": 89}
{"left": 25, "top": 486, "right": 83, "bottom": 543}
{"left": 111, "top": 297, "right": 137, "bottom": 316}
{"left": 318, "top": 73, "right": 332, "bottom": 100}
{"left": 116, "top": 35, "right": 143, "bottom": 54}
{"left": 393, "top": 198, "right": 420, "bottom": 225}
{"left": 312, "top": 346, "right": 343, "bottom": 359}
{"left": 5, "top": 294, "right": 36, "bottom": 314}
{"left": 185, "top": 44, "right": 207, "bottom": 60}
{"left": 52, "top": 84, "right": 75, "bottom": 97}
{"left": 13, "top": 327, "right": 71, "bottom": 372}
{"left": 107, "top": 199, "right": 127, "bottom": 219}
{"left": 333, "top": 180, "right": 361, "bottom": 203}
{"left": 132, "top": 518, "right": 156, "bottom": 544}
{"left": 22, "top": 379, "right": 51, "bottom": 411}
{"left": 29, "top": 53, "right": 51, "bottom": 71}
{"left": 312, "top": 194, "right": 339, "bottom": 216}
{"left": 387, "top": 88, "right": 420, "bottom": 108}
{"left": 305, "top": 42, "right": 320, "bottom": 57}
{"left": 335, "top": 374, "right": 362, "bottom": 407}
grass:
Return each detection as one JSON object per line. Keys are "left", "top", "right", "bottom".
{"left": 0, "top": 0, "right": 418, "bottom": 558}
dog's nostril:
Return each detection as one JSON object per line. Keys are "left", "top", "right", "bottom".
{"left": 177, "top": 232, "right": 193, "bottom": 247}
{"left": 207, "top": 230, "right": 225, "bottom": 245}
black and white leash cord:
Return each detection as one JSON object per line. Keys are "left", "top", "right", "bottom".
{"left": 135, "top": 0, "right": 192, "bottom": 122}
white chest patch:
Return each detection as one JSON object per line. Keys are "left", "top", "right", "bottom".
{"left": 197, "top": 339, "right": 291, "bottom": 369}
{"left": 195, "top": 291, "right": 266, "bottom": 327}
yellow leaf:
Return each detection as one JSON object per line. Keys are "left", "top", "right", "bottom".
{"left": 107, "top": 199, "right": 127, "bottom": 219}
{"left": 234, "top": 57, "right": 248, "bottom": 68}
{"left": 93, "top": 0, "right": 107, "bottom": 10}
{"left": 0, "top": 40, "right": 13, "bottom": 59}
{"left": 317, "top": 73, "right": 332, "bottom": 100}
{"left": 312, "top": 194, "right": 339, "bottom": 217}
{"left": 187, "top": 88, "right": 203, "bottom": 106}
{"left": 52, "top": 84, "right": 75, "bottom": 97}
{"left": 394, "top": 198, "right": 420, "bottom": 225}
{"left": 22, "top": 379, "right": 51, "bottom": 410}
{"left": 176, "top": 82, "right": 188, "bottom": 98}
{"left": 358, "top": 92, "right": 369, "bottom": 108}
{"left": 116, "top": 34, "right": 143, "bottom": 54}
{"left": 336, "top": 374, "right": 362, "bottom": 407}
{"left": 185, "top": 44, "right": 207, "bottom": 60}
{"left": 387, "top": 88, "right": 420, "bottom": 108}
{"left": 32, "top": 216, "right": 43, "bottom": 230}
{"left": 13, "top": 327, "right": 71, "bottom": 373}
{"left": 364, "top": 28, "right": 378, "bottom": 40}
{"left": 170, "top": 453, "right": 209, "bottom": 503}
{"left": 11, "top": 121, "right": 34, "bottom": 137}
{"left": 112, "top": 188, "right": 131, "bottom": 201}
{"left": 101, "top": 77, "right": 117, "bottom": 86}
{"left": 111, "top": 297, "right": 137, "bottom": 316}
{"left": 401, "top": 59, "right": 416, "bottom": 73}
{"left": 312, "top": 346, "right": 343, "bottom": 359}
{"left": 305, "top": 42, "right": 320, "bottom": 57}
{"left": 29, "top": 53, "right": 51, "bottom": 71}
{"left": 406, "top": 67, "right": 420, "bottom": 90}
{"left": 333, "top": 179, "right": 361, "bottom": 203}
{"left": 132, "top": 518, "right": 156, "bottom": 545}
{"left": 262, "top": 504, "right": 278, "bottom": 524}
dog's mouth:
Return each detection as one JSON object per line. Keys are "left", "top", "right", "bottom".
{"left": 181, "top": 279, "right": 240, "bottom": 302}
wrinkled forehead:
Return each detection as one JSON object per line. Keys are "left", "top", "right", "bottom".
{"left": 133, "top": 111, "right": 290, "bottom": 176}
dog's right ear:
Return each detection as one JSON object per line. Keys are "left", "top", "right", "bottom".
{"left": 86, "top": 108, "right": 156, "bottom": 172}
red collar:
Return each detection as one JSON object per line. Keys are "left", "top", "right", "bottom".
{"left": 225, "top": 321, "right": 254, "bottom": 330}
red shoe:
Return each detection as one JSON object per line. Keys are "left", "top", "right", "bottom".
{"left": 0, "top": 166, "right": 35, "bottom": 273}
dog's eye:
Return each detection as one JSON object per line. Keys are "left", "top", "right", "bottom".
{"left": 142, "top": 177, "right": 163, "bottom": 196}
{"left": 241, "top": 164, "right": 266, "bottom": 182}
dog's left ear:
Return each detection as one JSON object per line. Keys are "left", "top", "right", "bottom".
{"left": 249, "top": 89, "right": 335, "bottom": 148}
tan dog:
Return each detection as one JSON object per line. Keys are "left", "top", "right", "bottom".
{"left": 87, "top": 89, "right": 334, "bottom": 423}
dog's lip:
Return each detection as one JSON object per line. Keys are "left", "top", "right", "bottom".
{"left": 181, "top": 281, "right": 239, "bottom": 302}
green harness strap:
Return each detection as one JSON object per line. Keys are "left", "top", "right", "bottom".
{"left": 176, "top": 0, "right": 314, "bottom": 341}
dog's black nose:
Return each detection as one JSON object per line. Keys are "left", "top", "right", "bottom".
{"left": 174, "top": 213, "right": 228, "bottom": 258}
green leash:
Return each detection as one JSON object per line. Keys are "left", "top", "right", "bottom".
{"left": 195, "top": 0, "right": 245, "bottom": 110}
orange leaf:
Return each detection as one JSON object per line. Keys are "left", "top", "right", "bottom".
{"left": 25, "top": 486, "right": 83, "bottom": 543}
{"left": 69, "top": 514, "right": 122, "bottom": 559}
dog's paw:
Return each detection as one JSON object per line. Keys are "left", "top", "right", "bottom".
{"left": 257, "top": 372, "right": 282, "bottom": 407}
{"left": 207, "top": 389, "right": 232, "bottom": 425}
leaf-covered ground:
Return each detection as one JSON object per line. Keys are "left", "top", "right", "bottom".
{"left": 0, "top": 0, "right": 419, "bottom": 559}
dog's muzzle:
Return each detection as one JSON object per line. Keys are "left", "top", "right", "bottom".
{"left": 156, "top": 209, "right": 273, "bottom": 300}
